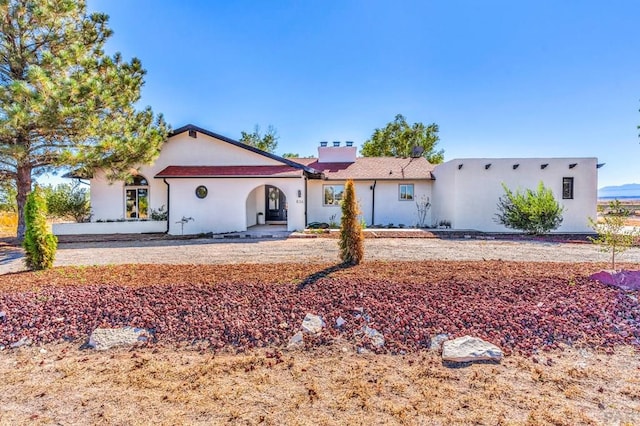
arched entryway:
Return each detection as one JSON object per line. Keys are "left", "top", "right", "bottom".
{"left": 245, "top": 185, "right": 288, "bottom": 229}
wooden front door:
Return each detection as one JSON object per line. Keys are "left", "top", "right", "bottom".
{"left": 265, "top": 185, "right": 287, "bottom": 221}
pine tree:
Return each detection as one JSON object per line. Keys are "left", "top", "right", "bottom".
{"left": 0, "top": 0, "right": 168, "bottom": 239}
{"left": 339, "top": 179, "right": 364, "bottom": 264}
{"left": 23, "top": 186, "right": 57, "bottom": 270}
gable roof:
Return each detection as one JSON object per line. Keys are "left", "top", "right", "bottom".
{"left": 290, "top": 157, "right": 435, "bottom": 180}
{"left": 155, "top": 165, "right": 304, "bottom": 178}
{"left": 170, "top": 124, "right": 320, "bottom": 176}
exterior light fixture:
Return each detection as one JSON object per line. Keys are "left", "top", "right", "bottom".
{"left": 541, "top": 164, "right": 548, "bottom": 169}
{"left": 513, "top": 164, "right": 519, "bottom": 169}
{"left": 569, "top": 163, "right": 577, "bottom": 169}
{"left": 458, "top": 164, "right": 463, "bottom": 170}
{"left": 485, "top": 163, "right": 491, "bottom": 170}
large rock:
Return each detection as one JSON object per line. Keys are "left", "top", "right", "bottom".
{"left": 363, "top": 326, "right": 385, "bottom": 347}
{"left": 88, "top": 327, "right": 151, "bottom": 351}
{"left": 287, "top": 331, "right": 304, "bottom": 349}
{"left": 301, "top": 313, "right": 325, "bottom": 334}
{"left": 442, "top": 336, "right": 503, "bottom": 363}
{"left": 589, "top": 270, "right": 640, "bottom": 291}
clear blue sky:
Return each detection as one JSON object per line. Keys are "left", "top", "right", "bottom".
{"left": 85, "top": 0, "right": 639, "bottom": 188}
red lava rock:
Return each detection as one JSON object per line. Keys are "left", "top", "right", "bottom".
{"left": 0, "top": 262, "right": 638, "bottom": 355}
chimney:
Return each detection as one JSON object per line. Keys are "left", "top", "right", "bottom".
{"left": 346, "top": 141, "right": 354, "bottom": 147}
{"left": 320, "top": 141, "right": 328, "bottom": 147}
{"left": 318, "top": 140, "right": 357, "bottom": 163}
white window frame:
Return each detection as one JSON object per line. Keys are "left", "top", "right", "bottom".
{"left": 323, "top": 184, "right": 344, "bottom": 206}
{"left": 399, "top": 184, "right": 414, "bottom": 201}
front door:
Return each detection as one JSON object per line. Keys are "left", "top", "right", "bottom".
{"left": 265, "top": 185, "right": 287, "bottom": 222}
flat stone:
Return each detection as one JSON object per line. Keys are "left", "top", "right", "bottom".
{"left": 363, "top": 326, "right": 385, "bottom": 347}
{"left": 589, "top": 270, "right": 640, "bottom": 291}
{"left": 429, "top": 333, "right": 449, "bottom": 351}
{"left": 287, "top": 331, "right": 304, "bottom": 349}
{"left": 88, "top": 327, "right": 151, "bottom": 351}
{"left": 301, "top": 313, "right": 325, "bottom": 334}
{"left": 10, "top": 336, "right": 32, "bottom": 349}
{"left": 442, "top": 335, "right": 503, "bottom": 363}
{"left": 335, "top": 316, "right": 346, "bottom": 328}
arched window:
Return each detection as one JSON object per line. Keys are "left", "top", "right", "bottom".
{"left": 125, "top": 175, "right": 149, "bottom": 220}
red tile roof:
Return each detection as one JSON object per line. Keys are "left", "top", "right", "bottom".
{"left": 290, "top": 157, "right": 435, "bottom": 180}
{"left": 155, "top": 165, "right": 304, "bottom": 178}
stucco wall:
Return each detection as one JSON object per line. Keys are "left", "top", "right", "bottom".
{"left": 432, "top": 158, "right": 598, "bottom": 232}
{"left": 165, "top": 177, "right": 305, "bottom": 235}
{"left": 89, "top": 131, "right": 292, "bottom": 227}
{"left": 306, "top": 180, "right": 433, "bottom": 227}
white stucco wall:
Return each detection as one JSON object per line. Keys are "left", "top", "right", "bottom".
{"left": 165, "top": 177, "right": 305, "bottom": 235}
{"left": 306, "top": 180, "right": 433, "bottom": 227}
{"left": 431, "top": 158, "right": 598, "bottom": 232}
{"left": 88, "top": 130, "right": 305, "bottom": 234}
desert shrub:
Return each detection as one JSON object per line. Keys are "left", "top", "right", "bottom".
{"left": 44, "top": 182, "right": 90, "bottom": 222}
{"left": 589, "top": 199, "right": 640, "bottom": 270}
{"left": 339, "top": 179, "right": 364, "bottom": 264}
{"left": 150, "top": 205, "right": 168, "bottom": 221}
{"left": 23, "top": 186, "right": 58, "bottom": 270}
{"left": 495, "top": 182, "right": 564, "bottom": 234}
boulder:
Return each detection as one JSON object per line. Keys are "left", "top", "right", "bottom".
{"left": 88, "top": 327, "right": 151, "bottom": 351}
{"left": 363, "top": 326, "right": 385, "bottom": 347}
{"left": 589, "top": 270, "right": 640, "bottom": 291}
{"left": 287, "top": 331, "right": 304, "bottom": 349}
{"left": 429, "top": 333, "right": 450, "bottom": 351}
{"left": 442, "top": 335, "right": 503, "bottom": 363}
{"left": 301, "top": 313, "right": 325, "bottom": 334}
{"left": 10, "top": 336, "right": 32, "bottom": 349}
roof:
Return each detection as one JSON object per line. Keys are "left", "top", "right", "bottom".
{"left": 290, "top": 157, "right": 435, "bottom": 180}
{"left": 170, "top": 124, "right": 319, "bottom": 175}
{"left": 155, "top": 165, "right": 304, "bottom": 178}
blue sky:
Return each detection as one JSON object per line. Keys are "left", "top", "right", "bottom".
{"left": 84, "top": 0, "right": 639, "bottom": 188}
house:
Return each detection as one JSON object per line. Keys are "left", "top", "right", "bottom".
{"left": 53, "top": 124, "right": 598, "bottom": 235}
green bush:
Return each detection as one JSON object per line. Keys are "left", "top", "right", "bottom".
{"left": 339, "top": 179, "right": 364, "bottom": 264}
{"left": 44, "top": 182, "right": 90, "bottom": 222}
{"left": 23, "top": 186, "right": 58, "bottom": 270}
{"left": 495, "top": 181, "right": 564, "bottom": 235}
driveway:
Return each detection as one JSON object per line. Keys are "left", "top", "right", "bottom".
{"left": 2, "top": 237, "right": 639, "bottom": 275}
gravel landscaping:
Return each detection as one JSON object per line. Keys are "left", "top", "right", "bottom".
{"left": 3, "top": 236, "right": 640, "bottom": 275}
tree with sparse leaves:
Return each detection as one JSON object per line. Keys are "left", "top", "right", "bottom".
{"left": 23, "top": 185, "right": 57, "bottom": 270}
{"left": 589, "top": 200, "right": 640, "bottom": 270}
{"left": 360, "top": 114, "right": 444, "bottom": 163}
{"left": 495, "top": 182, "right": 564, "bottom": 235}
{"left": 339, "top": 179, "right": 364, "bottom": 265}
{"left": 240, "top": 124, "right": 279, "bottom": 153}
{"left": 0, "top": 0, "right": 169, "bottom": 239}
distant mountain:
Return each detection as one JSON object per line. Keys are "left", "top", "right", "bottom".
{"left": 598, "top": 183, "right": 640, "bottom": 199}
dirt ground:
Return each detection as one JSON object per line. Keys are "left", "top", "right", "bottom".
{"left": 1, "top": 343, "right": 638, "bottom": 425}
{"left": 0, "top": 260, "right": 639, "bottom": 425}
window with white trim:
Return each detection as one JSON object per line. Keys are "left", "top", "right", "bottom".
{"left": 323, "top": 184, "right": 344, "bottom": 206}
{"left": 399, "top": 184, "right": 414, "bottom": 201}
{"left": 125, "top": 175, "right": 149, "bottom": 219}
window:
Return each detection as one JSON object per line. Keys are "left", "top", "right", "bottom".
{"left": 323, "top": 184, "right": 344, "bottom": 206}
{"left": 195, "top": 185, "right": 208, "bottom": 199}
{"left": 125, "top": 175, "right": 149, "bottom": 219}
{"left": 562, "top": 177, "right": 574, "bottom": 199}
{"left": 399, "top": 184, "right": 414, "bottom": 201}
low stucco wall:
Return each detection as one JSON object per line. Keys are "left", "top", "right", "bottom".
{"left": 53, "top": 221, "right": 168, "bottom": 235}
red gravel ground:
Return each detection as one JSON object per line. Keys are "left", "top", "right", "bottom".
{"left": 1, "top": 261, "right": 638, "bottom": 356}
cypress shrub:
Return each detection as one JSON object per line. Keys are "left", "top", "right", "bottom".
{"left": 23, "top": 186, "right": 57, "bottom": 270}
{"left": 339, "top": 179, "right": 364, "bottom": 264}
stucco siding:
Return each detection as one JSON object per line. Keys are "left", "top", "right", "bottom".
{"left": 432, "top": 158, "right": 597, "bottom": 232}
{"left": 165, "top": 177, "right": 306, "bottom": 235}
{"left": 306, "top": 180, "right": 433, "bottom": 227}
